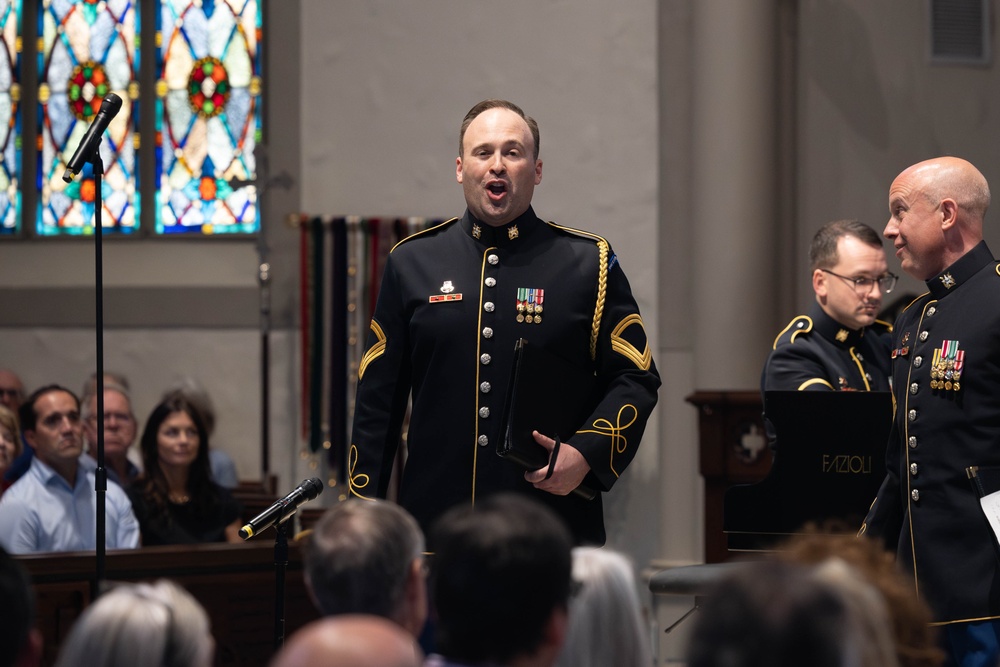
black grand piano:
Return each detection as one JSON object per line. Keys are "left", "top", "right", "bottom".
{"left": 723, "top": 390, "right": 893, "bottom": 552}
{"left": 649, "top": 390, "right": 894, "bottom": 621}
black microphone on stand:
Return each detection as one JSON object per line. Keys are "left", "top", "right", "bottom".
{"left": 62, "top": 93, "right": 123, "bottom": 183}
{"left": 240, "top": 478, "right": 324, "bottom": 540}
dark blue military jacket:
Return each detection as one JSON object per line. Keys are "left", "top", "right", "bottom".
{"left": 862, "top": 241, "right": 1000, "bottom": 624}
{"left": 349, "top": 207, "right": 661, "bottom": 544}
{"left": 762, "top": 302, "right": 892, "bottom": 393}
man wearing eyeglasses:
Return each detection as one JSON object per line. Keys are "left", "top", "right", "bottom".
{"left": 0, "top": 385, "right": 139, "bottom": 554}
{"left": 762, "top": 219, "right": 896, "bottom": 395}
{"left": 80, "top": 382, "right": 140, "bottom": 488}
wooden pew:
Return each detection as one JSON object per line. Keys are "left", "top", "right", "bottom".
{"left": 18, "top": 541, "right": 319, "bottom": 667}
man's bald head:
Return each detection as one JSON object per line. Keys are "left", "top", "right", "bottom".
{"left": 886, "top": 156, "right": 992, "bottom": 280}
{"left": 899, "top": 156, "right": 990, "bottom": 227}
{"left": 270, "top": 615, "right": 422, "bottom": 667}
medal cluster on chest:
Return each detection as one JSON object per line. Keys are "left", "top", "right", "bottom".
{"left": 516, "top": 288, "right": 544, "bottom": 324}
{"left": 930, "top": 340, "right": 964, "bottom": 392}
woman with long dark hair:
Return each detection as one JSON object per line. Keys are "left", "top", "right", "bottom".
{"left": 127, "top": 395, "right": 242, "bottom": 545}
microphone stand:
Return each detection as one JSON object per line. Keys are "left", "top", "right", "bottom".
{"left": 272, "top": 518, "right": 290, "bottom": 650}
{"left": 90, "top": 143, "right": 108, "bottom": 596}
{"left": 63, "top": 94, "right": 122, "bottom": 599}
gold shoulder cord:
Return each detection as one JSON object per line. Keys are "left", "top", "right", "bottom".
{"left": 590, "top": 240, "right": 609, "bottom": 360}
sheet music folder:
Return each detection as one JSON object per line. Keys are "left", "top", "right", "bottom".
{"left": 724, "top": 390, "right": 891, "bottom": 551}
{"left": 498, "top": 338, "right": 598, "bottom": 499}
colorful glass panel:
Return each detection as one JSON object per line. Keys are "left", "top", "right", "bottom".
{"left": 156, "top": 0, "right": 261, "bottom": 235}
{"left": 37, "top": 0, "right": 139, "bottom": 236}
{"left": 0, "top": 0, "right": 20, "bottom": 235}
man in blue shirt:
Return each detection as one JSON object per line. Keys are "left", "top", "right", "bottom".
{"left": 0, "top": 385, "right": 139, "bottom": 554}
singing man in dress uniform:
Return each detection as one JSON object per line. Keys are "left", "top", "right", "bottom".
{"left": 861, "top": 157, "right": 1000, "bottom": 667}
{"left": 348, "top": 99, "right": 660, "bottom": 545}
{"left": 762, "top": 219, "right": 896, "bottom": 395}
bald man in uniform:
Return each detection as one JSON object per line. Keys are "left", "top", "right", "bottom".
{"left": 861, "top": 157, "right": 1000, "bottom": 667}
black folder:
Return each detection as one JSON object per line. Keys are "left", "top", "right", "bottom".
{"left": 498, "top": 338, "right": 598, "bottom": 499}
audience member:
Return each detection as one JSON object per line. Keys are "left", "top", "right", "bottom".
{"left": 810, "top": 558, "right": 901, "bottom": 667}
{"left": 303, "top": 499, "right": 427, "bottom": 637}
{"left": 127, "top": 395, "right": 243, "bottom": 544}
{"left": 777, "top": 529, "right": 944, "bottom": 667}
{"left": 425, "top": 493, "right": 572, "bottom": 667}
{"left": 552, "top": 546, "right": 651, "bottom": 667}
{"left": 81, "top": 382, "right": 141, "bottom": 488}
{"left": 53, "top": 579, "right": 214, "bottom": 667}
{"left": 685, "top": 560, "right": 873, "bottom": 667}
{"left": 0, "top": 385, "right": 139, "bottom": 554}
{"left": 162, "top": 378, "right": 238, "bottom": 489}
{"left": 0, "top": 546, "right": 42, "bottom": 667}
{"left": 0, "top": 369, "right": 29, "bottom": 484}
{"left": 0, "top": 406, "right": 21, "bottom": 496}
{"left": 0, "top": 369, "right": 24, "bottom": 412}
{"left": 270, "top": 614, "right": 423, "bottom": 667}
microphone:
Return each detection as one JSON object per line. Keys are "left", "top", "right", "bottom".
{"left": 62, "top": 93, "right": 124, "bottom": 183}
{"left": 239, "top": 477, "right": 324, "bottom": 540}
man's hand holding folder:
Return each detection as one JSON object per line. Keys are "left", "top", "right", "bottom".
{"left": 524, "top": 430, "right": 593, "bottom": 496}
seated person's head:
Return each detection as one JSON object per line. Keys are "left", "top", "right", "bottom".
{"left": 270, "top": 614, "right": 423, "bottom": 667}
{"left": 304, "top": 499, "right": 427, "bottom": 637}
{"left": 0, "top": 405, "right": 23, "bottom": 482}
{"left": 0, "top": 369, "right": 25, "bottom": 412}
{"left": 809, "top": 219, "right": 890, "bottom": 331}
{"left": 81, "top": 382, "right": 137, "bottom": 463}
{"left": 428, "top": 493, "right": 573, "bottom": 666}
{"left": 554, "top": 547, "right": 651, "bottom": 667}
{"left": 0, "top": 546, "right": 42, "bottom": 667}
{"left": 686, "top": 560, "right": 869, "bottom": 667}
{"left": 54, "top": 579, "right": 213, "bottom": 667}
{"left": 18, "top": 385, "right": 83, "bottom": 477}
{"left": 777, "top": 529, "right": 944, "bottom": 667}
{"left": 139, "top": 396, "right": 212, "bottom": 486}
{"left": 161, "top": 377, "right": 216, "bottom": 436}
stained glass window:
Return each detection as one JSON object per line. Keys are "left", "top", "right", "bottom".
{"left": 37, "top": 0, "right": 139, "bottom": 236}
{"left": 156, "top": 0, "right": 261, "bottom": 235}
{"left": 0, "top": 0, "right": 21, "bottom": 236}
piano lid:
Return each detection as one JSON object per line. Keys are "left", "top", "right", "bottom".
{"left": 724, "top": 391, "right": 892, "bottom": 552}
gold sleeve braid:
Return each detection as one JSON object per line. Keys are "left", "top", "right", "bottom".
{"left": 358, "top": 320, "right": 387, "bottom": 380}
{"left": 590, "top": 240, "right": 609, "bottom": 360}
